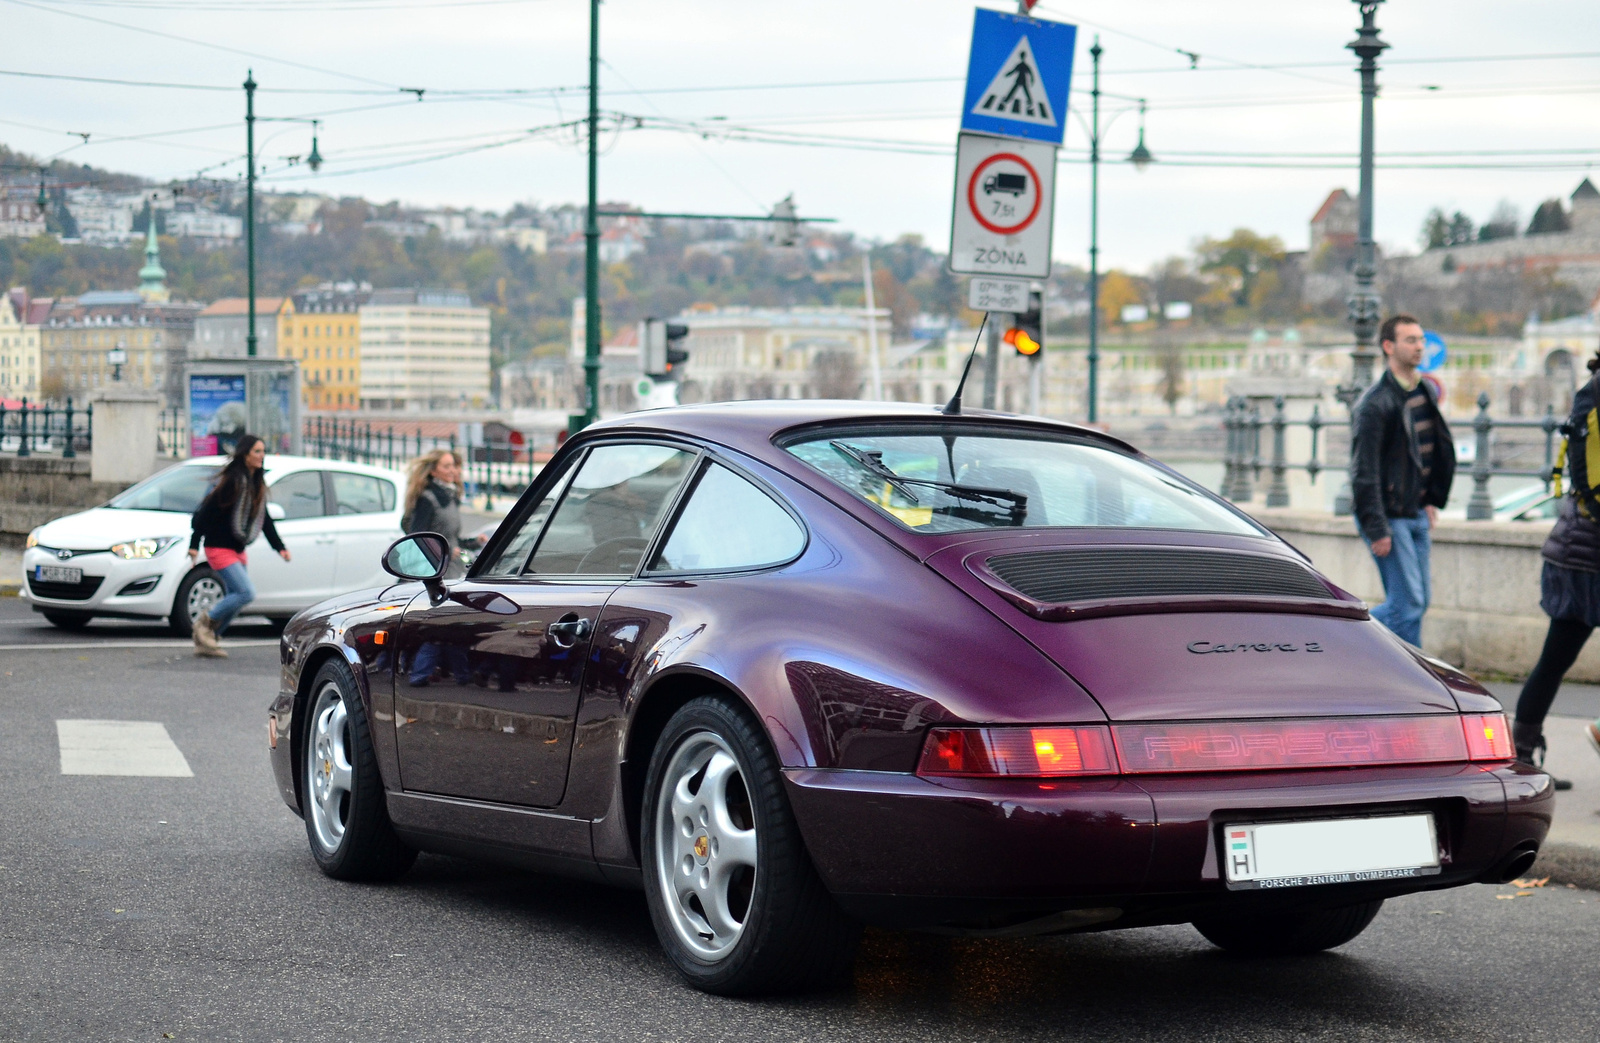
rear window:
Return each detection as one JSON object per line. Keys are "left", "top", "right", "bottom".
{"left": 785, "top": 428, "right": 1260, "bottom": 537}
{"left": 107, "top": 464, "right": 217, "bottom": 513}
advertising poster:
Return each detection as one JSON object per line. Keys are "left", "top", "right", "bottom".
{"left": 189, "top": 374, "right": 248, "bottom": 457}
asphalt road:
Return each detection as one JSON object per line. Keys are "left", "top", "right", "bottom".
{"left": 3, "top": 596, "right": 1599, "bottom": 1043}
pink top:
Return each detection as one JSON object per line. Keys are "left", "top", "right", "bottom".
{"left": 205, "top": 547, "right": 247, "bottom": 570}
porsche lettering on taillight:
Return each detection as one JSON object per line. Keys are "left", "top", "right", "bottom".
{"left": 1112, "top": 716, "right": 1470, "bottom": 773}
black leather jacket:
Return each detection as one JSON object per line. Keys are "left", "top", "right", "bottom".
{"left": 1349, "top": 370, "right": 1455, "bottom": 543}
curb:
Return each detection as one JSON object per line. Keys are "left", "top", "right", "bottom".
{"left": 0, "top": 582, "right": 19, "bottom": 598}
{"left": 1531, "top": 840, "right": 1600, "bottom": 892}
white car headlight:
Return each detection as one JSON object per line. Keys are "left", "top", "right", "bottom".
{"left": 25, "top": 528, "right": 39, "bottom": 549}
{"left": 109, "top": 536, "right": 182, "bottom": 560}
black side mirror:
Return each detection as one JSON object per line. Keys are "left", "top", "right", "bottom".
{"left": 383, "top": 533, "right": 450, "bottom": 582}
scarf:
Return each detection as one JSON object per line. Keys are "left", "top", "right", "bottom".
{"left": 230, "top": 479, "right": 266, "bottom": 546}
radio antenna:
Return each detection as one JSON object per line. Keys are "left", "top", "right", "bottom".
{"left": 941, "top": 312, "right": 989, "bottom": 416}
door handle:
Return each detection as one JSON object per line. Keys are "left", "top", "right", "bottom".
{"left": 547, "top": 614, "right": 592, "bottom": 649}
{"left": 314, "top": 536, "right": 336, "bottom": 544}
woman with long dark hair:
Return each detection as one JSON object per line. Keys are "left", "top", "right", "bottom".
{"left": 1514, "top": 349, "right": 1600, "bottom": 785}
{"left": 186, "top": 435, "right": 290, "bottom": 657}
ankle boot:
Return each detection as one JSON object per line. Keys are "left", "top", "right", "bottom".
{"left": 1513, "top": 719, "right": 1573, "bottom": 790}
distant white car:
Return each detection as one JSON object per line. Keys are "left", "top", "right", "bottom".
{"left": 21, "top": 454, "right": 405, "bottom": 634}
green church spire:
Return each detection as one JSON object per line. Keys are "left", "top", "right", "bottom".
{"left": 138, "top": 208, "right": 168, "bottom": 302}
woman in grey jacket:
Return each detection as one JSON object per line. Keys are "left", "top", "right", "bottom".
{"left": 403, "top": 448, "right": 463, "bottom": 551}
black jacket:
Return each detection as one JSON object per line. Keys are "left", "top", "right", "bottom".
{"left": 1349, "top": 369, "right": 1455, "bottom": 543}
{"left": 189, "top": 477, "right": 285, "bottom": 555}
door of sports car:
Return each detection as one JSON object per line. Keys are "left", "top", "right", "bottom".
{"left": 393, "top": 442, "right": 698, "bottom": 808}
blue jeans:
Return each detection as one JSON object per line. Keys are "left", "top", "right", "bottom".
{"left": 1363, "top": 514, "right": 1431, "bottom": 647}
{"left": 207, "top": 561, "right": 255, "bottom": 635}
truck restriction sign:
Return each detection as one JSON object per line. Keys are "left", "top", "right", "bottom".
{"left": 948, "top": 132, "right": 1055, "bottom": 279}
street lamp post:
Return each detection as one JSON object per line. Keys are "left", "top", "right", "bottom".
{"left": 1345, "top": 1, "right": 1386, "bottom": 397}
{"left": 581, "top": 0, "right": 602, "bottom": 430}
{"left": 1333, "top": 1, "right": 1386, "bottom": 515}
{"left": 244, "top": 71, "right": 257, "bottom": 358}
{"left": 1085, "top": 36, "right": 1102, "bottom": 424}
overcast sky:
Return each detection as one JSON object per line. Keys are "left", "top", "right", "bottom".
{"left": 3, "top": 0, "right": 1598, "bottom": 272}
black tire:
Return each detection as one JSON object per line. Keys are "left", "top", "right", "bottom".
{"left": 169, "top": 567, "right": 224, "bottom": 637}
{"left": 1194, "top": 899, "right": 1385, "bottom": 956}
{"left": 42, "top": 612, "right": 92, "bottom": 630}
{"left": 640, "top": 695, "right": 860, "bottom": 996}
{"left": 301, "top": 658, "right": 416, "bottom": 882}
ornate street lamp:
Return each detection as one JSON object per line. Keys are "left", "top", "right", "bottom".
{"left": 1126, "top": 100, "right": 1154, "bottom": 171}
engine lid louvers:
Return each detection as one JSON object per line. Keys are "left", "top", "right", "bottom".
{"left": 975, "top": 546, "right": 1364, "bottom": 622}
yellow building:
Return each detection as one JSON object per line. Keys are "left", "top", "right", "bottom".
{"left": 1, "top": 289, "right": 42, "bottom": 397}
{"left": 278, "top": 287, "right": 365, "bottom": 410}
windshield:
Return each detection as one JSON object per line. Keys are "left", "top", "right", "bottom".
{"left": 107, "top": 463, "right": 219, "bottom": 513}
{"left": 785, "top": 428, "right": 1262, "bottom": 537}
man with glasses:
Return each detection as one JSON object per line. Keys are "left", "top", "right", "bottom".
{"left": 1350, "top": 314, "right": 1456, "bottom": 646}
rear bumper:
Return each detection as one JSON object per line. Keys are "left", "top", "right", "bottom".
{"left": 784, "top": 762, "right": 1553, "bottom": 931}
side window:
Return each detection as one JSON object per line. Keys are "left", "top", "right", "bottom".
{"left": 330, "top": 471, "right": 396, "bottom": 514}
{"left": 479, "top": 462, "right": 577, "bottom": 578}
{"left": 270, "top": 470, "right": 326, "bottom": 520}
{"left": 650, "top": 463, "right": 804, "bottom": 573}
{"left": 526, "top": 444, "right": 695, "bottom": 576}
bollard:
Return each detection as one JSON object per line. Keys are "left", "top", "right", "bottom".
{"left": 62, "top": 398, "right": 76, "bottom": 458}
{"left": 17, "top": 397, "right": 29, "bottom": 457}
{"left": 1220, "top": 398, "right": 1239, "bottom": 500}
{"left": 1233, "top": 401, "right": 1255, "bottom": 504}
{"left": 1466, "top": 392, "right": 1494, "bottom": 520}
{"left": 1266, "top": 396, "right": 1290, "bottom": 507}
{"left": 482, "top": 435, "right": 494, "bottom": 511}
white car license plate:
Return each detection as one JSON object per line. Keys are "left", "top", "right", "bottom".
{"left": 1222, "top": 813, "right": 1439, "bottom": 889}
{"left": 34, "top": 565, "right": 83, "bottom": 584}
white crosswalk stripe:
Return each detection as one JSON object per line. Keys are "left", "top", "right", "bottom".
{"left": 56, "top": 719, "right": 194, "bottom": 777}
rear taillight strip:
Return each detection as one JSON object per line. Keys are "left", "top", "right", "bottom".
{"left": 915, "top": 713, "right": 1514, "bottom": 779}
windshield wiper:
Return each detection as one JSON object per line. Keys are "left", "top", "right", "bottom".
{"left": 829, "top": 441, "right": 1028, "bottom": 524}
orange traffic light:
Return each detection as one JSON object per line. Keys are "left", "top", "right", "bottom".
{"left": 1004, "top": 327, "right": 1041, "bottom": 356}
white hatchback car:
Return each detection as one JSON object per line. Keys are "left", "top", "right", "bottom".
{"left": 22, "top": 455, "right": 405, "bottom": 634}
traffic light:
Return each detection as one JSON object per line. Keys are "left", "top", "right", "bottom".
{"left": 642, "top": 319, "right": 691, "bottom": 377}
{"left": 1004, "top": 289, "right": 1043, "bottom": 358}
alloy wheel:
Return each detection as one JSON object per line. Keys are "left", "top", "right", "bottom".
{"left": 307, "top": 681, "right": 354, "bottom": 855}
{"left": 186, "top": 576, "right": 224, "bottom": 626}
{"left": 653, "top": 730, "right": 759, "bottom": 962}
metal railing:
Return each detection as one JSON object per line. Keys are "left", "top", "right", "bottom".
{"left": 1222, "top": 392, "right": 1564, "bottom": 520}
{"left": 0, "top": 398, "right": 93, "bottom": 458}
{"left": 304, "top": 416, "right": 556, "bottom": 509}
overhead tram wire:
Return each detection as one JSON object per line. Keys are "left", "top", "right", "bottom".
{"left": 0, "top": 0, "right": 402, "bottom": 88}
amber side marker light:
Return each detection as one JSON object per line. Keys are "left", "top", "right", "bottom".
{"left": 1462, "top": 713, "right": 1514, "bottom": 761}
{"left": 917, "top": 726, "right": 1117, "bottom": 777}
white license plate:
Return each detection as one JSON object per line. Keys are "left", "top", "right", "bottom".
{"left": 34, "top": 565, "right": 83, "bottom": 584}
{"left": 1222, "top": 813, "right": 1439, "bottom": 889}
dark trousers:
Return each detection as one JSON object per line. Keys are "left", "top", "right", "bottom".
{"left": 1515, "top": 618, "right": 1593, "bottom": 731}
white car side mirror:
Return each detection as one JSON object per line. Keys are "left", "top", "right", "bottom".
{"left": 266, "top": 502, "right": 286, "bottom": 521}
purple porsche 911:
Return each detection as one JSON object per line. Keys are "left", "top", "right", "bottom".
{"left": 268, "top": 401, "right": 1551, "bottom": 995}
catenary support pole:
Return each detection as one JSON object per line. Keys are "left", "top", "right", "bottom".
{"left": 245, "top": 71, "right": 257, "bottom": 358}
{"left": 581, "top": 0, "right": 601, "bottom": 429}
{"left": 1086, "top": 38, "right": 1102, "bottom": 423}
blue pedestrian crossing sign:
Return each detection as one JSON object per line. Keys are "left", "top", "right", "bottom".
{"left": 961, "top": 9, "right": 1076, "bottom": 146}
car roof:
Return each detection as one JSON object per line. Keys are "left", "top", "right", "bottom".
{"left": 575, "top": 399, "right": 1140, "bottom": 456}
{"left": 181, "top": 454, "right": 404, "bottom": 482}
